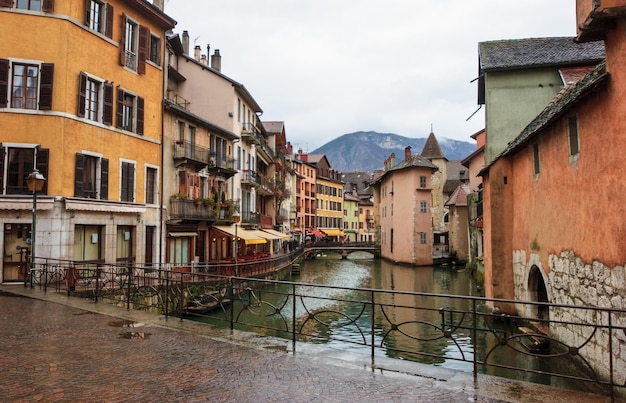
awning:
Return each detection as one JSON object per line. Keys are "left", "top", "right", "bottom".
{"left": 213, "top": 225, "right": 267, "bottom": 245}
{"left": 168, "top": 232, "right": 198, "bottom": 237}
{"left": 261, "top": 229, "right": 290, "bottom": 241}
{"left": 306, "top": 229, "right": 325, "bottom": 237}
{"left": 322, "top": 229, "right": 345, "bottom": 237}
{"left": 247, "top": 229, "right": 279, "bottom": 241}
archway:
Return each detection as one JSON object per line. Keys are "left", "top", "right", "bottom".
{"left": 528, "top": 265, "right": 549, "bottom": 320}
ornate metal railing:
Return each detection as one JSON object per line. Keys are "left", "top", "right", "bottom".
{"left": 25, "top": 255, "right": 626, "bottom": 401}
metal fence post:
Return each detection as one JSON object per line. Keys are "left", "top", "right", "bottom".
{"left": 292, "top": 283, "right": 296, "bottom": 353}
{"left": 371, "top": 290, "right": 375, "bottom": 369}
{"left": 472, "top": 298, "right": 478, "bottom": 382}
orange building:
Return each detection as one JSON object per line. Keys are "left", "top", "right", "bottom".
{"left": 482, "top": 2, "right": 626, "bottom": 313}
{"left": 0, "top": 1, "right": 175, "bottom": 282}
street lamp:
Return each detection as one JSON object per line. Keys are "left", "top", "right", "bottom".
{"left": 26, "top": 169, "right": 46, "bottom": 288}
{"left": 232, "top": 212, "right": 241, "bottom": 277}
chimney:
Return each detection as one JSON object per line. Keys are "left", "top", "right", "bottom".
{"left": 194, "top": 45, "right": 201, "bottom": 61}
{"left": 211, "top": 49, "right": 222, "bottom": 72}
{"left": 206, "top": 44, "right": 211, "bottom": 60}
{"left": 153, "top": 0, "right": 164, "bottom": 11}
{"left": 182, "top": 31, "right": 189, "bottom": 55}
{"left": 200, "top": 55, "right": 207, "bottom": 65}
{"left": 404, "top": 146, "right": 412, "bottom": 161}
{"left": 390, "top": 153, "right": 396, "bottom": 167}
{"left": 298, "top": 147, "right": 303, "bottom": 155}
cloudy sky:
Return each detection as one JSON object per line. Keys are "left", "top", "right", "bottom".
{"left": 164, "top": 0, "right": 577, "bottom": 151}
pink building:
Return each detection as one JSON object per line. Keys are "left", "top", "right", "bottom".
{"left": 372, "top": 147, "right": 437, "bottom": 265}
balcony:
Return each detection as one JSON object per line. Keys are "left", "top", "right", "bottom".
{"left": 173, "top": 139, "right": 209, "bottom": 171}
{"left": 241, "top": 122, "right": 261, "bottom": 145}
{"left": 166, "top": 90, "right": 190, "bottom": 109}
{"left": 241, "top": 211, "right": 260, "bottom": 225}
{"left": 169, "top": 197, "right": 236, "bottom": 222}
{"left": 173, "top": 140, "right": 236, "bottom": 178}
{"left": 256, "top": 173, "right": 273, "bottom": 196}
{"left": 241, "top": 170, "right": 257, "bottom": 187}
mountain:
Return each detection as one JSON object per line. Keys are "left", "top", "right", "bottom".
{"left": 311, "top": 131, "right": 476, "bottom": 172}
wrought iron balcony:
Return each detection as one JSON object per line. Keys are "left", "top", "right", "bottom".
{"left": 241, "top": 122, "right": 262, "bottom": 145}
{"left": 169, "top": 198, "right": 216, "bottom": 221}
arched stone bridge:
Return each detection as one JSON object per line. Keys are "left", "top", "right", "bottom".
{"left": 304, "top": 242, "right": 381, "bottom": 259}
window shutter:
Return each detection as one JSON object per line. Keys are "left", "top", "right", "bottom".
{"left": 0, "top": 146, "right": 4, "bottom": 193}
{"left": 39, "top": 63, "right": 54, "bottom": 110}
{"left": 100, "top": 158, "right": 109, "bottom": 200}
{"left": 104, "top": 4, "right": 113, "bottom": 38}
{"left": 77, "top": 72, "right": 87, "bottom": 118}
{"left": 138, "top": 25, "right": 149, "bottom": 75}
{"left": 102, "top": 81, "right": 113, "bottom": 125}
{"left": 83, "top": 0, "right": 90, "bottom": 25}
{"left": 121, "top": 162, "right": 135, "bottom": 202}
{"left": 115, "top": 87, "right": 123, "bottom": 128}
{"left": 36, "top": 147, "right": 49, "bottom": 194}
{"left": 178, "top": 171, "right": 187, "bottom": 195}
{"left": 0, "top": 0, "right": 14, "bottom": 7}
{"left": 119, "top": 13, "right": 127, "bottom": 66}
{"left": 75, "top": 153, "right": 85, "bottom": 197}
{"left": 42, "top": 0, "right": 54, "bottom": 12}
{"left": 0, "top": 58, "right": 8, "bottom": 108}
{"left": 136, "top": 96, "right": 144, "bottom": 135}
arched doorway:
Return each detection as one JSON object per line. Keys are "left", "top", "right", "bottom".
{"left": 528, "top": 265, "right": 549, "bottom": 320}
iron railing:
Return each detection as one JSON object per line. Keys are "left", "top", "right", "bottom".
{"left": 25, "top": 253, "right": 626, "bottom": 401}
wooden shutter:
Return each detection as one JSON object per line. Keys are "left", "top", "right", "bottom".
{"left": 121, "top": 162, "right": 135, "bottom": 202}
{"left": 100, "top": 158, "right": 109, "bottom": 200}
{"left": 39, "top": 63, "right": 54, "bottom": 110}
{"left": 0, "top": 0, "right": 14, "bottom": 7}
{"left": 178, "top": 171, "right": 187, "bottom": 195}
{"left": 74, "top": 153, "right": 85, "bottom": 197}
{"left": 103, "top": 81, "right": 113, "bottom": 125}
{"left": 42, "top": 0, "right": 54, "bottom": 12}
{"left": 136, "top": 96, "right": 144, "bottom": 135}
{"left": 115, "top": 87, "right": 124, "bottom": 128}
{"left": 138, "top": 25, "right": 149, "bottom": 75}
{"left": 0, "top": 58, "right": 8, "bottom": 108}
{"left": 119, "top": 13, "right": 127, "bottom": 66}
{"left": 77, "top": 72, "right": 87, "bottom": 118}
{"left": 104, "top": 4, "right": 113, "bottom": 38}
{"left": 0, "top": 146, "right": 4, "bottom": 192}
{"left": 36, "top": 147, "right": 49, "bottom": 194}
{"left": 83, "top": 0, "right": 90, "bottom": 25}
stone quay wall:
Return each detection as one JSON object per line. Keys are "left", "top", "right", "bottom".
{"left": 513, "top": 250, "right": 626, "bottom": 386}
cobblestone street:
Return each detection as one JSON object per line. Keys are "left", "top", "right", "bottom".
{"left": 0, "top": 286, "right": 617, "bottom": 402}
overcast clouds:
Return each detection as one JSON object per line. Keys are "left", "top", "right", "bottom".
{"left": 164, "top": 0, "right": 576, "bottom": 151}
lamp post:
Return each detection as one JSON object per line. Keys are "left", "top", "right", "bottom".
{"left": 232, "top": 211, "right": 240, "bottom": 277}
{"left": 26, "top": 169, "right": 46, "bottom": 288}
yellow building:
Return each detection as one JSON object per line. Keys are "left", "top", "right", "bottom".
{"left": 0, "top": 1, "right": 175, "bottom": 282}
{"left": 305, "top": 154, "right": 344, "bottom": 240}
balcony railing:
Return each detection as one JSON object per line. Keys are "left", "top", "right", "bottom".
{"left": 166, "top": 90, "right": 190, "bottom": 110}
{"left": 241, "top": 211, "right": 260, "bottom": 225}
{"left": 173, "top": 139, "right": 209, "bottom": 166}
{"left": 169, "top": 198, "right": 234, "bottom": 222}
{"left": 241, "top": 122, "right": 261, "bottom": 145}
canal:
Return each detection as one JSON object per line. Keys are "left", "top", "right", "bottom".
{"left": 193, "top": 252, "right": 607, "bottom": 395}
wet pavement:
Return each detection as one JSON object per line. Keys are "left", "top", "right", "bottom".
{"left": 0, "top": 284, "right": 618, "bottom": 402}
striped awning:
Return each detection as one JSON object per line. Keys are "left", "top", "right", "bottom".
{"left": 213, "top": 225, "right": 267, "bottom": 245}
{"left": 261, "top": 229, "right": 290, "bottom": 241}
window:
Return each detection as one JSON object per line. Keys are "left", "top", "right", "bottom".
{"left": 78, "top": 72, "right": 113, "bottom": 124}
{"left": 116, "top": 88, "right": 144, "bottom": 134}
{"left": 420, "top": 176, "right": 427, "bottom": 188}
{"left": 75, "top": 153, "right": 108, "bottom": 199}
{"left": 120, "top": 161, "right": 135, "bottom": 202}
{"left": 85, "top": 0, "right": 113, "bottom": 38}
{"left": 532, "top": 143, "right": 540, "bottom": 175}
{"left": 149, "top": 34, "right": 161, "bottom": 65}
{"left": 420, "top": 200, "right": 427, "bottom": 213}
{"left": 0, "top": 145, "right": 49, "bottom": 195}
{"left": 420, "top": 232, "right": 427, "bottom": 244}
{"left": 145, "top": 166, "right": 157, "bottom": 204}
{"left": 567, "top": 115, "right": 580, "bottom": 158}
{"left": 121, "top": 15, "right": 138, "bottom": 71}
{"left": 0, "top": 59, "right": 54, "bottom": 110}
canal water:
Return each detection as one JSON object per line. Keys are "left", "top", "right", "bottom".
{"left": 197, "top": 252, "right": 606, "bottom": 395}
